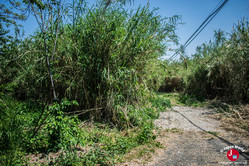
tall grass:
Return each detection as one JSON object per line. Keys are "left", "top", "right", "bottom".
{"left": 0, "top": 1, "right": 180, "bottom": 164}
{"left": 1, "top": 2, "right": 180, "bottom": 126}
{"left": 166, "top": 18, "right": 249, "bottom": 103}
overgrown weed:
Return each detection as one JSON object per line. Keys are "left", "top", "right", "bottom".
{"left": 161, "top": 92, "right": 207, "bottom": 107}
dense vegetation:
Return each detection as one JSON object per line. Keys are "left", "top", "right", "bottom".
{"left": 0, "top": 0, "right": 248, "bottom": 165}
{"left": 0, "top": 0, "right": 174, "bottom": 165}
{"left": 164, "top": 19, "right": 249, "bottom": 103}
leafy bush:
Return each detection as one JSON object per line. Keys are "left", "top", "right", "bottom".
{"left": 149, "top": 95, "right": 171, "bottom": 111}
{"left": 136, "top": 126, "right": 156, "bottom": 144}
{"left": 42, "top": 99, "right": 84, "bottom": 151}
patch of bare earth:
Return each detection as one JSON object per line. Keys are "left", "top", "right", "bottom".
{"left": 26, "top": 146, "right": 88, "bottom": 165}
{"left": 120, "top": 106, "right": 249, "bottom": 166}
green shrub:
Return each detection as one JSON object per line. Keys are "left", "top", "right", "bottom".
{"left": 149, "top": 95, "right": 171, "bottom": 111}
{"left": 136, "top": 126, "right": 156, "bottom": 144}
{"left": 44, "top": 99, "right": 84, "bottom": 151}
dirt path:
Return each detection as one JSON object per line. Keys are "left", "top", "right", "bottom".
{"left": 148, "top": 106, "right": 249, "bottom": 166}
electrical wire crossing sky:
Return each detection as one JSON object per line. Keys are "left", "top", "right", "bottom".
{"left": 169, "top": 0, "right": 229, "bottom": 60}
{"left": 131, "top": 0, "right": 248, "bottom": 59}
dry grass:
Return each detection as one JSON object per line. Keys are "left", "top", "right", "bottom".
{"left": 210, "top": 103, "right": 249, "bottom": 137}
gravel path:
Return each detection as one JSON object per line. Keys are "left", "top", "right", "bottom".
{"left": 148, "top": 106, "right": 249, "bottom": 166}
{"left": 154, "top": 106, "right": 224, "bottom": 132}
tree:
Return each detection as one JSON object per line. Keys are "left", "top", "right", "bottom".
{"left": 29, "top": 0, "right": 63, "bottom": 101}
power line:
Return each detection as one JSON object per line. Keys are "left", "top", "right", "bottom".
{"left": 184, "top": 0, "right": 228, "bottom": 49}
{"left": 169, "top": 0, "right": 228, "bottom": 60}
{"left": 168, "top": 0, "right": 229, "bottom": 61}
{"left": 170, "top": 0, "right": 229, "bottom": 60}
{"left": 208, "top": 0, "right": 223, "bottom": 16}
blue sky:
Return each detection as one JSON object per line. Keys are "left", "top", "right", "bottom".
{"left": 131, "top": 0, "right": 249, "bottom": 58}
{"left": 4, "top": 0, "right": 249, "bottom": 59}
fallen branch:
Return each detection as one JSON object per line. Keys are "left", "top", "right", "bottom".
{"left": 0, "top": 98, "right": 9, "bottom": 109}
{"left": 65, "top": 107, "right": 104, "bottom": 116}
